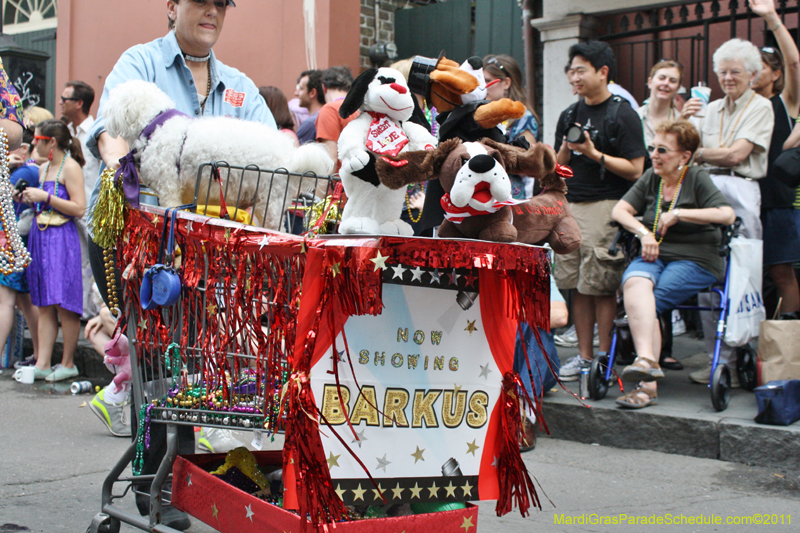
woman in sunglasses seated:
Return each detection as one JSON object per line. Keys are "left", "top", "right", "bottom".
{"left": 611, "top": 120, "right": 735, "bottom": 408}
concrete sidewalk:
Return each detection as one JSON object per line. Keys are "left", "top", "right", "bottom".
{"left": 542, "top": 333, "right": 800, "bottom": 471}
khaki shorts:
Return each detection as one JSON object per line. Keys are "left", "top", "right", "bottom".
{"left": 554, "top": 199, "right": 625, "bottom": 296}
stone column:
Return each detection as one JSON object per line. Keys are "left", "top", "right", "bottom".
{"left": 530, "top": 14, "right": 599, "bottom": 145}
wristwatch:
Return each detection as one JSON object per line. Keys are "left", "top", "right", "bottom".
{"left": 635, "top": 226, "right": 650, "bottom": 239}
{"left": 673, "top": 208, "right": 681, "bottom": 220}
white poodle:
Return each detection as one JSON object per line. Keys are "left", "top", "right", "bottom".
{"left": 337, "top": 67, "right": 437, "bottom": 235}
{"left": 103, "top": 80, "right": 333, "bottom": 231}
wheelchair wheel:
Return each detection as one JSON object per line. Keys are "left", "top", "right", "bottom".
{"left": 588, "top": 354, "right": 610, "bottom": 400}
{"left": 736, "top": 345, "right": 758, "bottom": 391}
{"left": 710, "top": 364, "right": 731, "bottom": 412}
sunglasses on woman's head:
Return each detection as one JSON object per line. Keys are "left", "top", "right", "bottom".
{"left": 33, "top": 135, "right": 52, "bottom": 141}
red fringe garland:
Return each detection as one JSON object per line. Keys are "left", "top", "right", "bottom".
{"left": 496, "top": 372, "right": 540, "bottom": 517}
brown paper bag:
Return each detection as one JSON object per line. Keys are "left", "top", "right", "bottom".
{"left": 757, "top": 320, "right": 800, "bottom": 385}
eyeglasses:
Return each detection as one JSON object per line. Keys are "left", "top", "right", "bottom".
{"left": 60, "top": 96, "right": 79, "bottom": 103}
{"left": 33, "top": 135, "right": 52, "bottom": 141}
{"left": 647, "top": 145, "right": 679, "bottom": 155}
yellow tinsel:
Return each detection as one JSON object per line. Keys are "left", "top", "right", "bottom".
{"left": 91, "top": 168, "right": 127, "bottom": 249}
{"left": 301, "top": 195, "right": 342, "bottom": 237}
{"left": 210, "top": 446, "right": 270, "bottom": 494}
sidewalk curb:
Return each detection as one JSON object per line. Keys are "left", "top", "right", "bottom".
{"left": 541, "top": 399, "right": 800, "bottom": 471}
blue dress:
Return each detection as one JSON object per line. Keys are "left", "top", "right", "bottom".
{"left": 26, "top": 180, "right": 83, "bottom": 315}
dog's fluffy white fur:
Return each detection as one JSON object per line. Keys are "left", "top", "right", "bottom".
{"left": 103, "top": 80, "right": 333, "bottom": 230}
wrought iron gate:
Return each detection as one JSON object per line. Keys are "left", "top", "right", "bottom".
{"left": 598, "top": 0, "right": 800, "bottom": 103}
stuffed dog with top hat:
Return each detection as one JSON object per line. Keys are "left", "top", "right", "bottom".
{"left": 375, "top": 138, "right": 582, "bottom": 254}
{"left": 336, "top": 67, "right": 437, "bottom": 235}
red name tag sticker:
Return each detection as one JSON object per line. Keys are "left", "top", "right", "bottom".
{"left": 224, "top": 89, "right": 246, "bottom": 108}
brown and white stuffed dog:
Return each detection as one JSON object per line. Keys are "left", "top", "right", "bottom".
{"left": 375, "top": 138, "right": 582, "bottom": 254}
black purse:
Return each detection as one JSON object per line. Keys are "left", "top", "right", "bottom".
{"left": 772, "top": 147, "right": 800, "bottom": 189}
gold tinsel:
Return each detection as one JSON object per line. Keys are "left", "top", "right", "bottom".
{"left": 91, "top": 168, "right": 128, "bottom": 249}
{"left": 301, "top": 195, "right": 342, "bottom": 237}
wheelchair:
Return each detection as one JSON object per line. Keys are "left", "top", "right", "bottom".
{"left": 587, "top": 219, "right": 758, "bottom": 412}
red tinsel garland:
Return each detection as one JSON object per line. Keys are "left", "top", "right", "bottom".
{"left": 496, "top": 372, "right": 540, "bottom": 517}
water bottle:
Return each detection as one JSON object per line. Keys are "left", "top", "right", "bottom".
{"left": 579, "top": 366, "right": 590, "bottom": 400}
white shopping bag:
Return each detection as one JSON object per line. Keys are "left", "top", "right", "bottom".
{"left": 724, "top": 237, "right": 765, "bottom": 346}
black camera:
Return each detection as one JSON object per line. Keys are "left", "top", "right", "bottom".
{"left": 565, "top": 122, "right": 598, "bottom": 144}
{"left": 14, "top": 179, "right": 29, "bottom": 194}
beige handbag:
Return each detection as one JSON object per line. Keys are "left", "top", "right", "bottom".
{"left": 36, "top": 209, "right": 71, "bottom": 230}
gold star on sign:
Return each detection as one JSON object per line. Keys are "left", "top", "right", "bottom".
{"left": 300, "top": 241, "right": 307, "bottom": 254}
{"left": 427, "top": 481, "right": 440, "bottom": 498}
{"left": 185, "top": 220, "right": 194, "bottom": 233}
{"left": 224, "top": 228, "right": 232, "bottom": 242}
{"left": 371, "top": 484, "right": 384, "bottom": 501}
{"left": 411, "top": 446, "right": 425, "bottom": 464}
{"left": 391, "top": 482, "right": 405, "bottom": 500}
{"left": 206, "top": 302, "right": 217, "bottom": 316}
{"left": 444, "top": 481, "right": 457, "bottom": 498}
{"left": 152, "top": 214, "right": 159, "bottom": 225}
{"left": 460, "top": 516, "right": 475, "bottom": 532}
{"left": 138, "top": 318, "right": 147, "bottom": 330}
{"left": 326, "top": 451, "right": 340, "bottom": 468}
{"left": 331, "top": 262, "right": 341, "bottom": 277}
{"left": 351, "top": 483, "right": 366, "bottom": 501}
{"left": 464, "top": 320, "right": 478, "bottom": 335}
{"left": 460, "top": 480, "right": 474, "bottom": 498}
{"left": 369, "top": 251, "right": 388, "bottom": 271}
{"left": 409, "top": 482, "right": 422, "bottom": 499}
{"left": 466, "top": 439, "right": 480, "bottom": 456}
{"left": 211, "top": 503, "right": 219, "bottom": 518}
{"left": 335, "top": 484, "right": 346, "bottom": 501}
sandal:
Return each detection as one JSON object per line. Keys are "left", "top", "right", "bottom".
{"left": 615, "top": 386, "right": 658, "bottom": 409}
{"left": 621, "top": 357, "right": 664, "bottom": 382}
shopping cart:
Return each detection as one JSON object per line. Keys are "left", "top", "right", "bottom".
{"left": 89, "top": 163, "right": 340, "bottom": 533}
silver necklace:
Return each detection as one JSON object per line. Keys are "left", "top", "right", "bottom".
{"left": 184, "top": 52, "right": 211, "bottom": 62}
{"left": 0, "top": 128, "right": 32, "bottom": 274}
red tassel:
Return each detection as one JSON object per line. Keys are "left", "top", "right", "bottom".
{"left": 495, "top": 372, "right": 540, "bottom": 517}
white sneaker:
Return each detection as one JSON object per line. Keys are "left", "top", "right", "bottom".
{"left": 555, "top": 324, "right": 599, "bottom": 347}
{"left": 198, "top": 427, "right": 245, "bottom": 453}
{"left": 554, "top": 325, "right": 578, "bottom": 347}
{"left": 689, "top": 362, "right": 712, "bottom": 384}
{"left": 558, "top": 355, "right": 590, "bottom": 382}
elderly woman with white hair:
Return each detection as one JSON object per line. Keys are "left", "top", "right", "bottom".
{"left": 694, "top": 38, "right": 774, "bottom": 238}
{"left": 690, "top": 37, "right": 774, "bottom": 387}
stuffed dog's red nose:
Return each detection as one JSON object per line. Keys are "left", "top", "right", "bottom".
{"left": 390, "top": 83, "right": 407, "bottom": 94}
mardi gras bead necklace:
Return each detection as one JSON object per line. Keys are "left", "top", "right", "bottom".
{"left": 652, "top": 165, "right": 688, "bottom": 244}
{"left": 0, "top": 128, "right": 32, "bottom": 275}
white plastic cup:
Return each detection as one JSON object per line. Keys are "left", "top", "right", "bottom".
{"left": 691, "top": 84, "right": 711, "bottom": 117}
{"left": 14, "top": 366, "right": 36, "bottom": 384}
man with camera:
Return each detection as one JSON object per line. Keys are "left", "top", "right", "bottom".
{"left": 554, "top": 41, "right": 647, "bottom": 380}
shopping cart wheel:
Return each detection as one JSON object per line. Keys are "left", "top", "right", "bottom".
{"left": 710, "top": 364, "right": 731, "bottom": 412}
{"left": 588, "top": 354, "right": 610, "bottom": 400}
{"left": 87, "top": 513, "right": 120, "bottom": 533}
{"left": 736, "top": 345, "right": 758, "bottom": 391}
